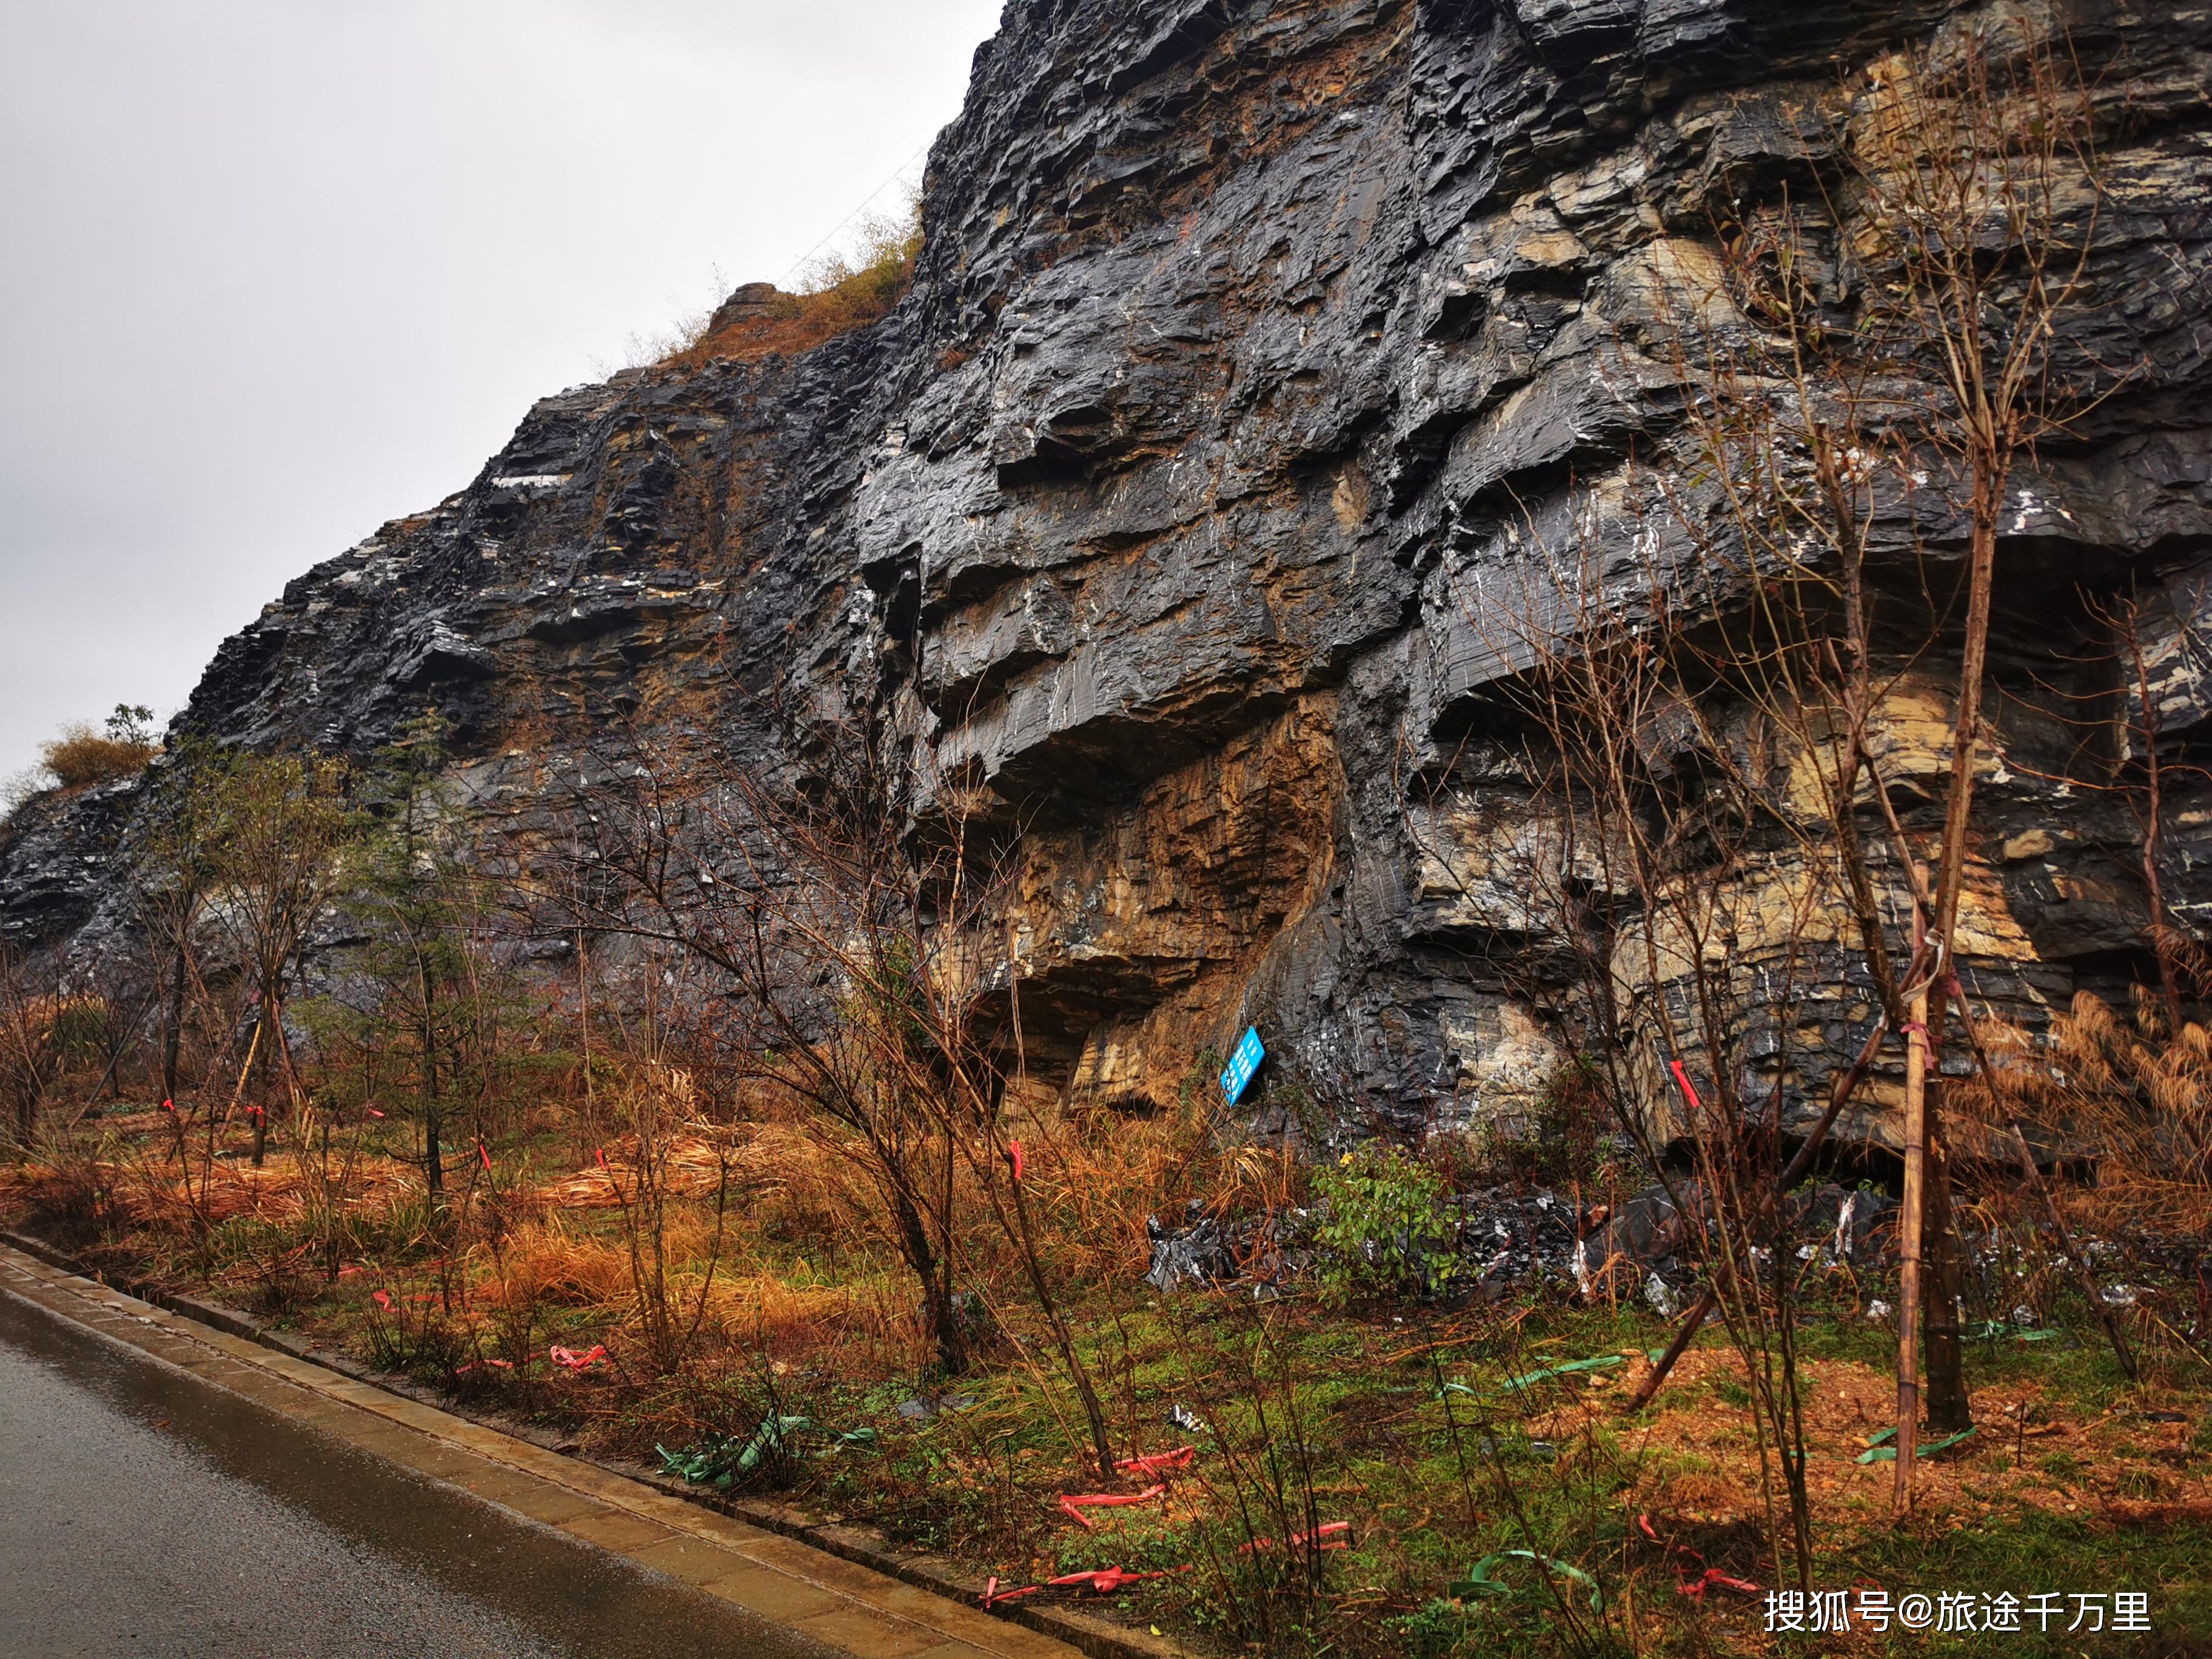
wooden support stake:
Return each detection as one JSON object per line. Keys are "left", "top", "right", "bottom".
{"left": 1893, "top": 970, "right": 1930, "bottom": 1518}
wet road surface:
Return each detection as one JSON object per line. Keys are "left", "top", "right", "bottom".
{"left": 0, "top": 1285, "right": 832, "bottom": 1658}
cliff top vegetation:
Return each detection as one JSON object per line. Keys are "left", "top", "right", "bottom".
{"left": 656, "top": 203, "right": 922, "bottom": 369}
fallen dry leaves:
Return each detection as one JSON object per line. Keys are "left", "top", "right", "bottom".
{"left": 1517, "top": 1347, "right": 2210, "bottom": 1545}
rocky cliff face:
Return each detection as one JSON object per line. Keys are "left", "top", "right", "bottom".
{"left": 12, "top": 0, "right": 2212, "bottom": 1151}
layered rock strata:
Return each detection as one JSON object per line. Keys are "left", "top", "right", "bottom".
{"left": 10, "top": 0, "right": 2212, "bottom": 1155}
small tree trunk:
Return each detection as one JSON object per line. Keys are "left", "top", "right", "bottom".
{"left": 424, "top": 1105, "right": 444, "bottom": 1205}
{"left": 1922, "top": 1113, "right": 1974, "bottom": 1435}
{"left": 249, "top": 1007, "right": 270, "bottom": 1168}
{"left": 1894, "top": 973, "right": 1931, "bottom": 1516}
{"left": 1007, "top": 1167, "right": 1116, "bottom": 1484}
{"left": 421, "top": 977, "right": 446, "bottom": 1209}
{"left": 890, "top": 1186, "right": 961, "bottom": 1375}
{"left": 1917, "top": 489, "right": 1999, "bottom": 1468}
{"left": 161, "top": 942, "right": 187, "bottom": 1107}
{"left": 320, "top": 1119, "right": 339, "bottom": 1278}
{"left": 2124, "top": 607, "right": 2188, "bottom": 1029}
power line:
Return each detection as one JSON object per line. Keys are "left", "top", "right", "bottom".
{"left": 777, "top": 140, "right": 932, "bottom": 289}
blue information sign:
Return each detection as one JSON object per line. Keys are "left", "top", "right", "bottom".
{"left": 1220, "top": 1026, "right": 1265, "bottom": 1107}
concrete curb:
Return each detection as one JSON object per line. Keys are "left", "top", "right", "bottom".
{"left": 0, "top": 1228, "right": 1190, "bottom": 1659}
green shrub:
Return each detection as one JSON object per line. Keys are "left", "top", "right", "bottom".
{"left": 1311, "top": 1144, "right": 1456, "bottom": 1304}
{"left": 45, "top": 996, "right": 114, "bottom": 1062}
{"left": 1392, "top": 1595, "right": 1472, "bottom": 1658}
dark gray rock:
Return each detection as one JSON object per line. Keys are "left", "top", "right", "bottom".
{"left": 1145, "top": 1203, "right": 1241, "bottom": 1293}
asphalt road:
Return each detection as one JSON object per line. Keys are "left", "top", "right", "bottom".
{"left": 0, "top": 1286, "right": 831, "bottom": 1658}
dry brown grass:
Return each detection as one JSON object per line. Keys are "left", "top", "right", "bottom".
{"left": 477, "top": 1218, "right": 634, "bottom": 1310}
{"left": 985, "top": 1082, "right": 1280, "bottom": 1290}
{"left": 40, "top": 724, "right": 157, "bottom": 791}
{"left": 0, "top": 1049, "right": 1270, "bottom": 1398}
{"left": 0, "top": 991, "right": 119, "bottom": 1072}
{"left": 662, "top": 208, "right": 921, "bottom": 369}
{"left": 1956, "top": 990, "right": 2212, "bottom": 1238}
{"left": 535, "top": 1131, "right": 742, "bottom": 1209}
{"left": 4, "top": 1142, "right": 421, "bottom": 1235}
{"left": 1533, "top": 1345, "right": 2210, "bottom": 1534}
{"left": 458, "top": 1204, "right": 923, "bottom": 1377}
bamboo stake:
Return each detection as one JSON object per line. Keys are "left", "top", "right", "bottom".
{"left": 1879, "top": 828, "right": 2141, "bottom": 1387}
{"left": 1894, "top": 919, "right": 1931, "bottom": 1518}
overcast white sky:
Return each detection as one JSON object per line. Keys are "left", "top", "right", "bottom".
{"left": 0, "top": 0, "right": 1004, "bottom": 781}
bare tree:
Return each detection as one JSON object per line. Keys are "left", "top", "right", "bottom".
{"left": 1502, "top": 13, "right": 2117, "bottom": 1515}
{"left": 1442, "top": 509, "right": 1928, "bottom": 1590}
{"left": 0, "top": 947, "right": 59, "bottom": 1147}
{"left": 205, "top": 752, "right": 354, "bottom": 1167}
{"left": 563, "top": 709, "right": 1119, "bottom": 1477}
{"left": 1417, "top": 13, "right": 2125, "bottom": 1562}
{"left": 1839, "top": 18, "right": 2116, "bottom": 1496}
{"left": 132, "top": 741, "right": 233, "bottom": 1117}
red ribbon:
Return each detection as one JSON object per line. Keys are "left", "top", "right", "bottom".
{"left": 1048, "top": 1564, "right": 1185, "bottom": 1594}
{"left": 1004, "top": 1140, "right": 1025, "bottom": 1184}
{"left": 1638, "top": 1514, "right": 1760, "bottom": 1598}
{"left": 477, "top": 1142, "right": 492, "bottom": 1171}
{"left": 1114, "top": 1446, "right": 1196, "bottom": 1478}
{"left": 1681, "top": 1567, "right": 1762, "bottom": 1599}
{"left": 1239, "top": 1520, "right": 1350, "bottom": 1555}
{"left": 980, "top": 1518, "right": 1353, "bottom": 1610}
{"left": 372, "top": 1290, "right": 393, "bottom": 1311}
{"left": 549, "top": 1344, "right": 607, "bottom": 1370}
{"left": 1666, "top": 1059, "right": 1704, "bottom": 1113}
{"left": 983, "top": 1563, "right": 1196, "bottom": 1607}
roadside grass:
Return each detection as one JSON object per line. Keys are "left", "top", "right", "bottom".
{"left": 5, "top": 1110, "right": 2208, "bottom": 1658}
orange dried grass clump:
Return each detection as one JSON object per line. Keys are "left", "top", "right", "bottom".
{"left": 475, "top": 1219, "right": 634, "bottom": 1311}
{"left": 40, "top": 724, "right": 156, "bottom": 791}
{"left": 469, "top": 1210, "right": 918, "bottom": 1375}
{"left": 1956, "top": 989, "right": 2212, "bottom": 1236}
{"left": 6, "top": 1146, "right": 420, "bottom": 1233}
{"left": 661, "top": 209, "right": 921, "bottom": 369}
{"left": 535, "top": 1131, "right": 743, "bottom": 1210}
{"left": 987, "top": 1093, "right": 1286, "bottom": 1285}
